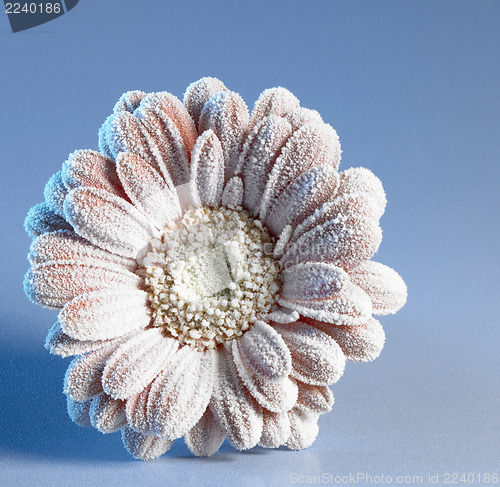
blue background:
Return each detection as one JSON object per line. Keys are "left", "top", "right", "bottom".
{"left": 1, "top": 1, "right": 499, "bottom": 485}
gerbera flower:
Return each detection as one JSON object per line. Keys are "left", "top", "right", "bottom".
{"left": 24, "top": 77, "right": 407, "bottom": 460}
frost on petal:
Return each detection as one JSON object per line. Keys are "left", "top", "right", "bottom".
{"left": 122, "top": 426, "right": 173, "bottom": 461}
{"left": 285, "top": 107, "right": 324, "bottom": 131}
{"left": 89, "top": 394, "right": 127, "bottom": 433}
{"left": 295, "top": 380, "right": 334, "bottom": 414}
{"left": 249, "top": 87, "right": 300, "bottom": 132}
{"left": 126, "top": 383, "right": 154, "bottom": 435}
{"left": 240, "top": 116, "right": 293, "bottom": 215}
{"left": 66, "top": 396, "right": 92, "bottom": 428}
{"left": 24, "top": 260, "right": 141, "bottom": 309}
{"left": 259, "top": 410, "right": 291, "bottom": 449}
{"left": 116, "top": 152, "right": 181, "bottom": 230}
{"left": 64, "top": 187, "right": 155, "bottom": 259}
{"left": 64, "top": 341, "right": 123, "bottom": 401}
{"left": 210, "top": 345, "right": 263, "bottom": 450}
{"left": 44, "top": 171, "right": 68, "bottom": 218}
{"left": 259, "top": 122, "right": 341, "bottom": 220}
{"left": 221, "top": 176, "right": 244, "bottom": 208}
{"left": 339, "top": 167, "right": 386, "bottom": 220}
{"left": 350, "top": 261, "right": 407, "bottom": 315}
{"left": 183, "top": 77, "right": 228, "bottom": 131}
{"left": 113, "top": 90, "right": 147, "bottom": 114}
{"left": 262, "top": 165, "right": 339, "bottom": 237}
{"left": 234, "top": 320, "right": 291, "bottom": 382}
{"left": 308, "top": 317, "right": 386, "bottom": 362}
{"left": 28, "top": 230, "right": 137, "bottom": 271}
{"left": 190, "top": 129, "right": 225, "bottom": 207}
{"left": 147, "top": 347, "right": 214, "bottom": 440}
{"left": 273, "top": 322, "right": 346, "bottom": 386}
{"left": 62, "top": 150, "right": 126, "bottom": 199}
{"left": 185, "top": 406, "right": 226, "bottom": 457}
{"left": 24, "top": 202, "right": 72, "bottom": 239}
{"left": 281, "top": 262, "right": 347, "bottom": 302}
{"left": 102, "top": 328, "right": 178, "bottom": 400}
{"left": 59, "top": 288, "right": 150, "bottom": 341}
{"left": 199, "top": 91, "right": 249, "bottom": 182}
{"left": 285, "top": 409, "right": 319, "bottom": 450}
{"left": 45, "top": 321, "right": 129, "bottom": 358}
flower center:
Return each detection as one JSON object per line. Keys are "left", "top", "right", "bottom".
{"left": 138, "top": 207, "right": 281, "bottom": 350}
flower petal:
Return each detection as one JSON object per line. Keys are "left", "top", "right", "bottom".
{"left": 210, "top": 345, "right": 263, "bottom": 450}
{"left": 58, "top": 288, "right": 150, "bottom": 341}
{"left": 284, "top": 107, "right": 324, "bottom": 130}
{"left": 121, "top": 426, "right": 173, "bottom": 461}
{"left": 183, "top": 77, "right": 228, "bottom": 130}
{"left": 24, "top": 260, "right": 141, "bottom": 309}
{"left": 147, "top": 347, "right": 214, "bottom": 440}
{"left": 102, "top": 328, "right": 178, "bottom": 400}
{"left": 89, "top": 394, "right": 127, "bottom": 433}
{"left": 285, "top": 409, "right": 319, "bottom": 450}
{"left": 221, "top": 176, "right": 244, "bottom": 208}
{"left": 259, "top": 410, "right": 291, "bottom": 449}
{"left": 44, "top": 171, "right": 68, "bottom": 217}
{"left": 125, "top": 383, "right": 154, "bottom": 435}
{"left": 350, "top": 261, "right": 407, "bottom": 315}
{"left": 295, "top": 381, "right": 334, "bottom": 414}
{"left": 234, "top": 320, "right": 291, "bottom": 382}
{"left": 184, "top": 406, "right": 226, "bottom": 457}
{"left": 66, "top": 396, "right": 92, "bottom": 428}
{"left": 64, "top": 187, "right": 155, "bottom": 259}
{"left": 113, "top": 90, "right": 147, "bottom": 114}
{"left": 24, "top": 202, "right": 72, "bottom": 239}
{"left": 273, "top": 322, "right": 346, "bottom": 386}
{"left": 116, "top": 152, "right": 181, "bottom": 229}
{"left": 199, "top": 91, "right": 249, "bottom": 182}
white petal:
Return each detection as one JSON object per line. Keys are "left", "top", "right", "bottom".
{"left": 44, "top": 171, "right": 68, "bottom": 217}
{"left": 285, "top": 409, "right": 319, "bottom": 450}
{"left": 249, "top": 87, "right": 300, "bottom": 132}
{"left": 284, "top": 107, "right": 323, "bottom": 131}
{"left": 66, "top": 396, "right": 92, "bottom": 427}
{"left": 295, "top": 381, "right": 334, "bottom": 414}
{"left": 125, "top": 383, "right": 154, "bottom": 435}
{"left": 113, "top": 90, "right": 147, "bottom": 114}
{"left": 89, "top": 394, "right": 127, "bottom": 433}
{"left": 184, "top": 407, "right": 226, "bottom": 457}
{"left": 210, "top": 345, "right": 263, "bottom": 450}
{"left": 102, "top": 328, "right": 177, "bottom": 400}
{"left": 221, "top": 176, "right": 244, "bottom": 207}
{"left": 24, "top": 202, "right": 72, "bottom": 239}
{"left": 259, "top": 410, "right": 291, "bottom": 448}
{"left": 121, "top": 426, "right": 173, "bottom": 461}
{"left": 64, "top": 187, "right": 155, "bottom": 259}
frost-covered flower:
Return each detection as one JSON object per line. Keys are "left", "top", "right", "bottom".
{"left": 24, "top": 77, "right": 407, "bottom": 460}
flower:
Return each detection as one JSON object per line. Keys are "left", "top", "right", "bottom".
{"left": 24, "top": 77, "right": 407, "bottom": 460}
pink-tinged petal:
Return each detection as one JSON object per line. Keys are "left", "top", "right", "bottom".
{"left": 273, "top": 322, "right": 346, "bottom": 386}
{"left": 185, "top": 406, "right": 226, "bottom": 457}
{"left": 259, "top": 122, "right": 341, "bottom": 220}
{"left": 66, "top": 396, "right": 92, "bottom": 428}
{"left": 308, "top": 317, "right": 386, "bottom": 362}
{"left": 116, "top": 152, "right": 181, "bottom": 230}
{"left": 24, "top": 202, "right": 72, "bottom": 239}
{"left": 126, "top": 383, "right": 154, "bottom": 435}
{"left": 62, "top": 150, "right": 126, "bottom": 198}
{"left": 235, "top": 320, "right": 291, "bottom": 382}
{"left": 64, "top": 341, "right": 123, "bottom": 401}
{"left": 265, "top": 305, "right": 300, "bottom": 324}
{"left": 295, "top": 381, "right": 334, "bottom": 414}
{"left": 240, "top": 116, "right": 293, "bottom": 215}
{"left": 285, "top": 107, "right": 324, "bottom": 130}
{"left": 350, "top": 261, "right": 407, "bottom": 315}
{"left": 121, "top": 426, "right": 173, "bottom": 461}
{"left": 285, "top": 409, "right": 319, "bottom": 450}
{"left": 64, "top": 187, "right": 155, "bottom": 259}
{"left": 263, "top": 165, "right": 339, "bottom": 236}
{"left": 28, "top": 230, "right": 136, "bottom": 270}
{"left": 190, "top": 129, "right": 225, "bottom": 207}
{"left": 44, "top": 171, "right": 68, "bottom": 218}
{"left": 184, "top": 77, "right": 228, "bottom": 131}
{"left": 279, "top": 280, "right": 372, "bottom": 327}
{"left": 281, "top": 263, "right": 347, "bottom": 301}
{"left": 199, "top": 91, "right": 249, "bottom": 182}
{"left": 147, "top": 347, "right": 214, "bottom": 440}
{"left": 24, "top": 260, "right": 141, "bottom": 309}
{"left": 89, "top": 394, "right": 127, "bottom": 433}
{"left": 221, "top": 176, "right": 244, "bottom": 208}
{"left": 102, "top": 328, "right": 177, "bottom": 400}
{"left": 45, "top": 321, "right": 130, "bottom": 358}
{"left": 210, "top": 345, "right": 263, "bottom": 450}
{"left": 113, "top": 90, "right": 147, "bottom": 114}
{"left": 58, "top": 288, "right": 150, "bottom": 341}
{"left": 339, "top": 167, "right": 386, "bottom": 219}
{"left": 259, "top": 410, "right": 291, "bottom": 448}
{"left": 249, "top": 87, "right": 300, "bottom": 132}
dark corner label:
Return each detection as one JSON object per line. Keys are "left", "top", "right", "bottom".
{"left": 4, "top": 0, "right": 79, "bottom": 33}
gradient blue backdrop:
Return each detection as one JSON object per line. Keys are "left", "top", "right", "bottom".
{"left": 1, "top": 1, "right": 499, "bottom": 486}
